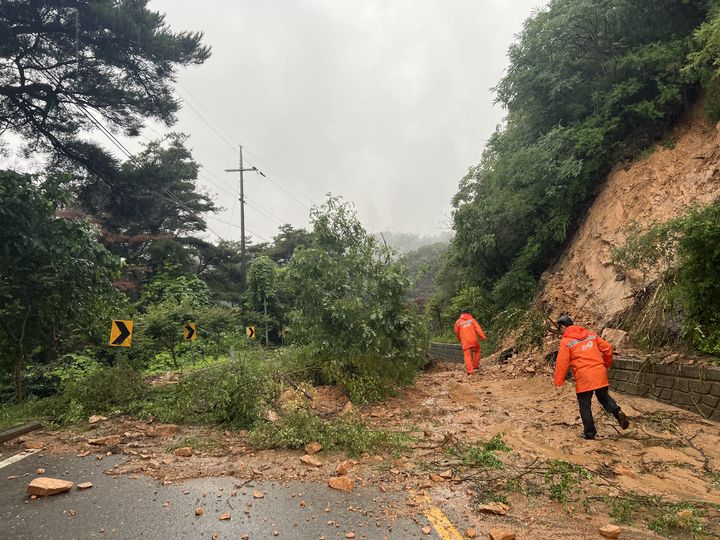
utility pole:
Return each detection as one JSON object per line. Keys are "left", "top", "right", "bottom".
{"left": 225, "top": 145, "right": 263, "bottom": 310}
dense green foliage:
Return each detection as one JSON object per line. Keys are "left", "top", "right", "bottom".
{"left": 448, "top": 0, "right": 715, "bottom": 314}
{"left": 0, "top": 0, "right": 209, "bottom": 173}
{"left": 613, "top": 203, "right": 720, "bottom": 354}
{"left": 0, "top": 170, "right": 121, "bottom": 400}
{"left": 284, "top": 197, "right": 429, "bottom": 403}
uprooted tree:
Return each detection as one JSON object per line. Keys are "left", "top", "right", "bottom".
{"left": 284, "top": 196, "right": 429, "bottom": 403}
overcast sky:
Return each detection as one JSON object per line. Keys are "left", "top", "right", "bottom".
{"left": 140, "top": 0, "right": 548, "bottom": 244}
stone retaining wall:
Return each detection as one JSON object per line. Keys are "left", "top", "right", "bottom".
{"left": 609, "top": 358, "right": 720, "bottom": 421}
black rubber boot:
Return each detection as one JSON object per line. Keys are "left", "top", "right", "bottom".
{"left": 614, "top": 409, "right": 630, "bottom": 430}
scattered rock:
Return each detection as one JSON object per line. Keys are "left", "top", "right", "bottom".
{"left": 77, "top": 482, "right": 93, "bottom": 490}
{"left": 174, "top": 447, "right": 193, "bottom": 457}
{"left": 489, "top": 529, "right": 516, "bottom": 540}
{"left": 264, "top": 410, "right": 280, "bottom": 423}
{"left": 253, "top": 490, "right": 265, "bottom": 499}
{"left": 195, "top": 507, "right": 204, "bottom": 516}
{"left": 422, "top": 526, "right": 432, "bottom": 535}
{"left": 26, "top": 478, "right": 74, "bottom": 497}
{"left": 152, "top": 425, "right": 181, "bottom": 436}
{"left": 328, "top": 476, "right": 354, "bottom": 492}
{"left": 24, "top": 439, "right": 46, "bottom": 450}
{"left": 300, "top": 454, "right": 323, "bottom": 467}
{"left": 345, "top": 533, "right": 356, "bottom": 539}
{"left": 336, "top": 461, "right": 354, "bottom": 475}
{"left": 218, "top": 512, "right": 231, "bottom": 521}
{"left": 438, "top": 469, "right": 453, "bottom": 479}
{"left": 599, "top": 524, "right": 621, "bottom": 539}
{"left": 88, "top": 415, "right": 107, "bottom": 425}
{"left": 341, "top": 401, "right": 354, "bottom": 414}
{"left": 35, "top": 468, "right": 45, "bottom": 474}
{"left": 430, "top": 474, "right": 445, "bottom": 482}
{"left": 305, "top": 441, "right": 322, "bottom": 454}
{"left": 465, "top": 528, "right": 477, "bottom": 538}
{"left": 87, "top": 435, "right": 121, "bottom": 446}
{"left": 601, "top": 328, "right": 628, "bottom": 348}
{"left": 613, "top": 466, "right": 636, "bottom": 479}
{"left": 76, "top": 451, "right": 90, "bottom": 458}
{"left": 478, "top": 502, "right": 509, "bottom": 516}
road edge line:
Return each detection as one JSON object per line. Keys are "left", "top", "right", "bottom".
{"left": 0, "top": 448, "right": 40, "bottom": 470}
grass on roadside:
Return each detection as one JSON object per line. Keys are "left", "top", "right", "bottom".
{"left": 446, "top": 435, "right": 511, "bottom": 469}
{"left": 165, "top": 435, "right": 221, "bottom": 453}
{"left": 249, "top": 409, "right": 410, "bottom": 458}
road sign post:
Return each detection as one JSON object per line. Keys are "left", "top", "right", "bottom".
{"left": 183, "top": 322, "right": 197, "bottom": 364}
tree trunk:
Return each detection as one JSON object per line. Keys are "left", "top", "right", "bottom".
{"left": 15, "top": 345, "right": 24, "bottom": 402}
{"left": 14, "top": 304, "right": 32, "bottom": 402}
{"left": 170, "top": 337, "right": 178, "bottom": 369}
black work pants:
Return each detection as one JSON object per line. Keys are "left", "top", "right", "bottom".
{"left": 576, "top": 386, "right": 620, "bottom": 439}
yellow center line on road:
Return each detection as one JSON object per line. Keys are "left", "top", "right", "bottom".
{"left": 412, "top": 491, "right": 465, "bottom": 540}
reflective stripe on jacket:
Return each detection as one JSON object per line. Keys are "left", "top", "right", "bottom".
{"left": 554, "top": 325, "right": 613, "bottom": 393}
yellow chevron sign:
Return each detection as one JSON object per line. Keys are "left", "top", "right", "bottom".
{"left": 109, "top": 320, "right": 133, "bottom": 347}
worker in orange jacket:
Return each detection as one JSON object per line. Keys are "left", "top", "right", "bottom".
{"left": 454, "top": 309, "right": 487, "bottom": 376}
{"left": 554, "top": 315, "right": 630, "bottom": 439}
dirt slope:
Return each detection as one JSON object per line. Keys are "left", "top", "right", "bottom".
{"left": 541, "top": 103, "right": 720, "bottom": 328}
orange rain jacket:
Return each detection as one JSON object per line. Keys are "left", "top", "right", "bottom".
{"left": 454, "top": 313, "right": 487, "bottom": 351}
{"left": 554, "top": 325, "right": 613, "bottom": 393}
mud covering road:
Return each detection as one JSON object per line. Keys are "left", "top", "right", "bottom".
{"left": 3, "top": 359, "right": 720, "bottom": 538}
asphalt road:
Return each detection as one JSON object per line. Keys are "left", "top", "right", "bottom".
{"left": 1, "top": 449, "right": 445, "bottom": 539}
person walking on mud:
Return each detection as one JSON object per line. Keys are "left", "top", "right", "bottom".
{"left": 454, "top": 309, "right": 487, "bottom": 376}
{"left": 554, "top": 315, "right": 630, "bottom": 439}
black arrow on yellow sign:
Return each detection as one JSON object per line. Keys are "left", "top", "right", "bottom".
{"left": 246, "top": 326, "right": 255, "bottom": 339}
{"left": 183, "top": 322, "right": 197, "bottom": 341}
{"left": 109, "top": 320, "right": 133, "bottom": 347}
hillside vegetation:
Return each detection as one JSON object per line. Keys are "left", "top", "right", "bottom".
{"left": 435, "top": 0, "right": 720, "bottom": 354}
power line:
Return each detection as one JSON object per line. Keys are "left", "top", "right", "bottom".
{"left": 175, "top": 86, "right": 313, "bottom": 211}
{"left": 242, "top": 147, "right": 315, "bottom": 206}
{"left": 245, "top": 197, "right": 285, "bottom": 227}
{"left": 36, "top": 64, "right": 230, "bottom": 243}
{"left": 178, "top": 82, "right": 241, "bottom": 148}
{"left": 206, "top": 215, "right": 269, "bottom": 242}
{"left": 175, "top": 90, "right": 237, "bottom": 154}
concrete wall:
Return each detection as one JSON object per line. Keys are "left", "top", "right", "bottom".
{"left": 428, "top": 343, "right": 464, "bottom": 363}
{"left": 609, "top": 358, "right": 720, "bottom": 422}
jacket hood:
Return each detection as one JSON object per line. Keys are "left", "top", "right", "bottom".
{"left": 459, "top": 313, "right": 473, "bottom": 320}
{"left": 562, "top": 325, "right": 589, "bottom": 340}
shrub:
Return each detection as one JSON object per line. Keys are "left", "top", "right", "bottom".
{"left": 58, "top": 365, "right": 148, "bottom": 423}
{"left": 167, "top": 352, "right": 279, "bottom": 428}
{"left": 613, "top": 204, "right": 720, "bottom": 354}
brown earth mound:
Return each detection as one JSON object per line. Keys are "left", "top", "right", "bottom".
{"left": 541, "top": 103, "right": 720, "bottom": 329}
